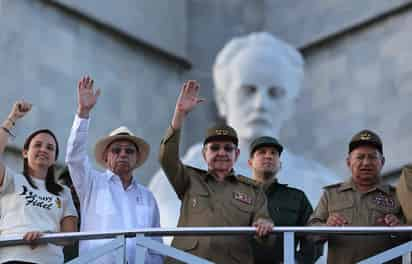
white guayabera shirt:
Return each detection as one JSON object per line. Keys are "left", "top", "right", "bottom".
{"left": 66, "top": 115, "right": 163, "bottom": 264}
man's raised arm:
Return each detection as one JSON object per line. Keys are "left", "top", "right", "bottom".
{"left": 65, "top": 76, "right": 100, "bottom": 198}
{"left": 158, "top": 80, "right": 204, "bottom": 198}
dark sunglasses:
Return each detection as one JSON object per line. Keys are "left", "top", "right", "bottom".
{"left": 209, "top": 144, "right": 236, "bottom": 153}
{"left": 110, "top": 146, "right": 137, "bottom": 155}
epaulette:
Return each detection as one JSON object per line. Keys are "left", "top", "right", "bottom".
{"left": 185, "top": 165, "right": 208, "bottom": 174}
{"left": 323, "top": 182, "right": 342, "bottom": 189}
{"left": 236, "top": 175, "right": 260, "bottom": 187}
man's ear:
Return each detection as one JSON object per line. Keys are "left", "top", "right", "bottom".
{"left": 103, "top": 150, "right": 109, "bottom": 163}
{"left": 346, "top": 155, "right": 351, "bottom": 168}
{"left": 247, "top": 158, "right": 253, "bottom": 168}
{"left": 381, "top": 155, "right": 386, "bottom": 166}
{"left": 234, "top": 148, "right": 240, "bottom": 162}
{"left": 202, "top": 147, "right": 207, "bottom": 161}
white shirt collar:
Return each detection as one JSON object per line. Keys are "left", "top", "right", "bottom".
{"left": 105, "top": 169, "right": 138, "bottom": 190}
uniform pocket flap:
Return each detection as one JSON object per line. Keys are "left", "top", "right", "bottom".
{"left": 329, "top": 198, "right": 354, "bottom": 212}
{"left": 230, "top": 197, "right": 254, "bottom": 213}
{"left": 188, "top": 188, "right": 209, "bottom": 197}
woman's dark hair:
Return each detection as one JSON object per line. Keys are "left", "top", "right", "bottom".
{"left": 23, "top": 129, "right": 63, "bottom": 195}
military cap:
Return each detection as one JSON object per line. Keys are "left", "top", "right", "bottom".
{"left": 349, "top": 129, "right": 383, "bottom": 154}
{"left": 203, "top": 124, "right": 238, "bottom": 146}
{"left": 250, "top": 136, "right": 283, "bottom": 157}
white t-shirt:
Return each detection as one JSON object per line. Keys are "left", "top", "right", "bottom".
{"left": 0, "top": 167, "right": 78, "bottom": 264}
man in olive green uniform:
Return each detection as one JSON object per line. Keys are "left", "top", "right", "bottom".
{"left": 159, "top": 80, "right": 273, "bottom": 264}
{"left": 309, "top": 129, "right": 405, "bottom": 263}
{"left": 248, "top": 136, "right": 322, "bottom": 263}
{"left": 396, "top": 165, "right": 412, "bottom": 224}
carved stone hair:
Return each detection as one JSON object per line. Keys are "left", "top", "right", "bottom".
{"left": 213, "top": 32, "right": 304, "bottom": 118}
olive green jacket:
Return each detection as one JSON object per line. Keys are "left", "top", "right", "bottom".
{"left": 159, "top": 126, "right": 272, "bottom": 264}
{"left": 309, "top": 180, "right": 404, "bottom": 264}
{"left": 396, "top": 165, "right": 412, "bottom": 224}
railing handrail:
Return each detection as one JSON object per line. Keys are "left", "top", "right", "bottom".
{"left": 1, "top": 226, "right": 412, "bottom": 247}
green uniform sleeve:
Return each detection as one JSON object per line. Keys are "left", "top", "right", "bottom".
{"left": 396, "top": 165, "right": 412, "bottom": 224}
{"left": 158, "top": 126, "right": 190, "bottom": 199}
{"left": 308, "top": 190, "right": 329, "bottom": 226}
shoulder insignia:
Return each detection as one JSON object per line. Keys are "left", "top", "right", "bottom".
{"left": 323, "top": 182, "right": 342, "bottom": 189}
{"left": 236, "top": 175, "right": 260, "bottom": 187}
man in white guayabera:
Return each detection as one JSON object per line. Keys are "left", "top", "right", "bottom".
{"left": 150, "top": 32, "right": 340, "bottom": 232}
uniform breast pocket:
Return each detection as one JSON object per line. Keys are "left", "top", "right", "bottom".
{"left": 229, "top": 198, "right": 254, "bottom": 225}
{"left": 329, "top": 199, "right": 354, "bottom": 224}
{"left": 188, "top": 192, "right": 210, "bottom": 214}
{"left": 367, "top": 196, "right": 400, "bottom": 225}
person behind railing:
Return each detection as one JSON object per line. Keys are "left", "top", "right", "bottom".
{"left": 248, "top": 136, "right": 322, "bottom": 264}
{"left": 0, "top": 101, "right": 78, "bottom": 264}
{"left": 65, "top": 76, "right": 163, "bottom": 264}
{"left": 396, "top": 165, "right": 412, "bottom": 224}
{"left": 150, "top": 33, "right": 341, "bottom": 233}
{"left": 159, "top": 80, "right": 274, "bottom": 264}
{"left": 308, "top": 129, "right": 405, "bottom": 264}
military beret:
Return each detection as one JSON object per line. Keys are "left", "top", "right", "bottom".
{"left": 349, "top": 129, "right": 383, "bottom": 154}
{"left": 203, "top": 124, "right": 238, "bottom": 146}
{"left": 250, "top": 136, "right": 283, "bottom": 157}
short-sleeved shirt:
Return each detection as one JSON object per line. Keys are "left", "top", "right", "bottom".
{"left": 309, "top": 180, "right": 405, "bottom": 264}
{"left": 252, "top": 180, "right": 321, "bottom": 264}
{"left": 159, "top": 126, "right": 272, "bottom": 264}
{"left": 0, "top": 168, "right": 78, "bottom": 264}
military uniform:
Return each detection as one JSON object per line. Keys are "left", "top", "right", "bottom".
{"left": 308, "top": 129, "right": 407, "bottom": 263}
{"left": 159, "top": 126, "right": 272, "bottom": 264}
{"left": 249, "top": 136, "right": 321, "bottom": 264}
{"left": 309, "top": 180, "right": 404, "bottom": 263}
{"left": 396, "top": 164, "right": 412, "bottom": 224}
{"left": 251, "top": 179, "right": 321, "bottom": 264}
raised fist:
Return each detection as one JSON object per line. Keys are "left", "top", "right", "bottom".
{"left": 9, "top": 100, "right": 32, "bottom": 121}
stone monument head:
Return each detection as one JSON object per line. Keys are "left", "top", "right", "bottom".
{"left": 213, "top": 32, "right": 304, "bottom": 141}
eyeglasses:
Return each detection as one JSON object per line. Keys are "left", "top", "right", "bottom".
{"left": 110, "top": 146, "right": 137, "bottom": 155}
{"left": 209, "top": 144, "right": 236, "bottom": 153}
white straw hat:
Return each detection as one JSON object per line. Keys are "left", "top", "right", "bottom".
{"left": 94, "top": 126, "right": 150, "bottom": 168}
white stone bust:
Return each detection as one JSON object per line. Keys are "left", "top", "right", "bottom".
{"left": 149, "top": 32, "right": 340, "bottom": 231}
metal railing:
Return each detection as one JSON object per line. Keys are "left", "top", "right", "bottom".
{"left": 1, "top": 226, "right": 412, "bottom": 263}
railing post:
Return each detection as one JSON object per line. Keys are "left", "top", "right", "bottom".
{"left": 135, "top": 234, "right": 147, "bottom": 264}
{"left": 114, "top": 235, "right": 127, "bottom": 264}
{"left": 284, "top": 231, "right": 295, "bottom": 264}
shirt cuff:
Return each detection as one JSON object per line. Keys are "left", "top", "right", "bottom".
{"left": 74, "top": 114, "right": 90, "bottom": 132}
{"left": 161, "top": 125, "right": 180, "bottom": 145}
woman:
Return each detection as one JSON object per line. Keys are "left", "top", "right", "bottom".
{"left": 0, "top": 101, "right": 78, "bottom": 264}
